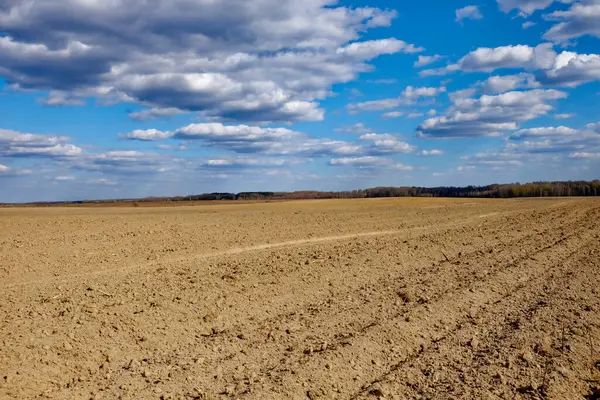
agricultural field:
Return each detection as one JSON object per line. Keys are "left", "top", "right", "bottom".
{"left": 1, "top": 198, "right": 600, "bottom": 399}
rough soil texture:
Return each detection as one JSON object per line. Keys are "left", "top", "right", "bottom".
{"left": 1, "top": 198, "right": 600, "bottom": 400}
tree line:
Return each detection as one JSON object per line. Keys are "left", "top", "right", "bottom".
{"left": 158, "top": 180, "right": 600, "bottom": 202}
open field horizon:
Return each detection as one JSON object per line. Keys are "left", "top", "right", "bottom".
{"left": 2, "top": 179, "right": 599, "bottom": 207}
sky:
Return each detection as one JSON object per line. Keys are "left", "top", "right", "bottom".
{"left": 1, "top": 0, "right": 599, "bottom": 202}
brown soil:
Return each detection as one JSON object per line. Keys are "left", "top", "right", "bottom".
{"left": 1, "top": 198, "right": 599, "bottom": 400}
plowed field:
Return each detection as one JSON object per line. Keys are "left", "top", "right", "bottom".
{"left": 1, "top": 198, "right": 599, "bottom": 399}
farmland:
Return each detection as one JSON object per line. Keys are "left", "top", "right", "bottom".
{"left": 1, "top": 198, "right": 600, "bottom": 399}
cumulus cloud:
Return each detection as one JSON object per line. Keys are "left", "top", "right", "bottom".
{"left": 481, "top": 73, "right": 540, "bottom": 94}
{"left": 420, "top": 42, "right": 600, "bottom": 88}
{"left": 502, "top": 122, "right": 600, "bottom": 156}
{"left": 456, "top": 6, "right": 484, "bottom": 23}
{"left": 417, "top": 89, "right": 568, "bottom": 138}
{"left": 543, "top": 1, "right": 600, "bottom": 42}
{"left": 0, "top": 129, "right": 82, "bottom": 158}
{"left": 358, "top": 133, "right": 417, "bottom": 154}
{"left": 497, "top": 0, "right": 558, "bottom": 14}
{"left": 509, "top": 125, "right": 579, "bottom": 139}
{"left": 538, "top": 51, "right": 600, "bottom": 87}
{"left": 122, "top": 122, "right": 418, "bottom": 158}
{"left": 336, "top": 38, "right": 424, "bottom": 58}
{"left": 497, "top": 1, "right": 600, "bottom": 47}
{"left": 119, "top": 129, "right": 174, "bottom": 141}
{"left": 457, "top": 43, "right": 557, "bottom": 72}
{"left": 414, "top": 55, "right": 444, "bottom": 67}
{"left": 0, "top": 0, "right": 420, "bottom": 123}
{"left": 348, "top": 86, "right": 446, "bottom": 113}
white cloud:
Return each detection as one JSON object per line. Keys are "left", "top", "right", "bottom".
{"left": 543, "top": 1, "right": 600, "bottom": 43}
{"left": 121, "top": 122, "right": 418, "bottom": 158}
{"left": 509, "top": 125, "right": 579, "bottom": 139}
{"left": 76, "top": 151, "right": 178, "bottom": 174}
{"left": 120, "top": 129, "right": 174, "bottom": 141}
{"left": 0, "top": 129, "right": 83, "bottom": 157}
{"left": 420, "top": 43, "right": 556, "bottom": 77}
{"left": 420, "top": 42, "right": 600, "bottom": 88}
{"left": 456, "top": 6, "right": 484, "bottom": 23}
{"left": 382, "top": 111, "right": 404, "bottom": 118}
{"left": 427, "top": 109, "right": 437, "bottom": 116}
{"left": 337, "top": 38, "right": 424, "bottom": 58}
{"left": 522, "top": 21, "right": 537, "bottom": 29}
{"left": 328, "top": 156, "right": 413, "bottom": 170}
{"left": 358, "top": 133, "right": 417, "bottom": 154}
{"left": 503, "top": 122, "right": 600, "bottom": 156}
{"left": 129, "top": 108, "right": 187, "bottom": 121}
{"left": 0, "top": 164, "right": 31, "bottom": 177}
{"left": 417, "top": 89, "right": 568, "bottom": 138}
{"left": 586, "top": 122, "right": 600, "bottom": 133}
{"left": 403, "top": 86, "right": 447, "bottom": 101}
{"left": 0, "top": 0, "right": 419, "bottom": 123}
{"left": 54, "top": 176, "right": 76, "bottom": 181}
{"left": 481, "top": 73, "right": 540, "bottom": 94}
{"left": 539, "top": 51, "right": 600, "bottom": 87}
{"left": 407, "top": 112, "right": 425, "bottom": 119}
{"left": 496, "top": 0, "right": 559, "bottom": 15}
{"left": 570, "top": 152, "right": 600, "bottom": 159}
{"left": 336, "top": 123, "right": 373, "bottom": 134}
{"left": 157, "top": 144, "right": 188, "bottom": 151}
{"left": 38, "top": 91, "right": 86, "bottom": 106}
{"left": 419, "top": 64, "right": 460, "bottom": 77}
{"left": 414, "top": 55, "right": 444, "bottom": 67}
{"left": 458, "top": 43, "right": 556, "bottom": 72}
{"left": 420, "top": 149, "right": 444, "bottom": 156}
{"left": 554, "top": 113, "right": 575, "bottom": 119}
{"left": 201, "top": 157, "right": 289, "bottom": 168}
{"left": 87, "top": 178, "right": 117, "bottom": 186}
{"left": 348, "top": 98, "right": 402, "bottom": 113}
{"left": 348, "top": 86, "right": 446, "bottom": 113}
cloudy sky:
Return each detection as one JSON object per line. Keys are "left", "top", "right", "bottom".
{"left": 1, "top": 0, "right": 599, "bottom": 202}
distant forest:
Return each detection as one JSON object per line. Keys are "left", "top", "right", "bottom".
{"left": 20, "top": 180, "right": 598, "bottom": 205}
{"left": 175, "top": 180, "right": 600, "bottom": 201}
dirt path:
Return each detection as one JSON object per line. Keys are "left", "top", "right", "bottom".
{"left": 1, "top": 198, "right": 599, "bottom": 399}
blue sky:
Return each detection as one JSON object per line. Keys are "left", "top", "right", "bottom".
{"left": 1, "top": 0, "right": 599, "bottom": 202}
